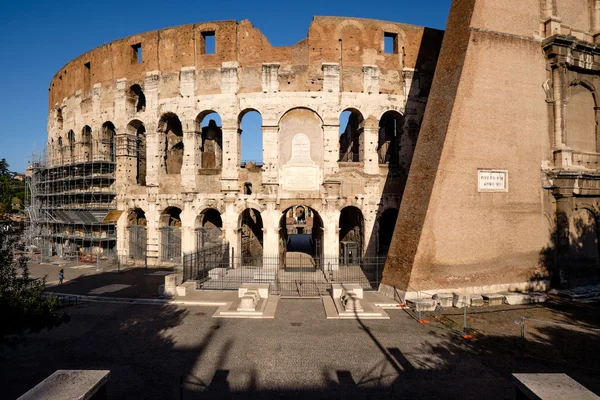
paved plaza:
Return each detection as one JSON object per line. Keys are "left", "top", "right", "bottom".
{"left": 2, "top": 262, "right": 599, "bottom": 399}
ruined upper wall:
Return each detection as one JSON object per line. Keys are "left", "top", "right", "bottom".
{"left": 48, "top": 17, "right": 442, "bottom": 108}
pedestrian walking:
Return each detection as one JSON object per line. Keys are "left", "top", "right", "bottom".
{"left": 58, "top": 269, "right": 64, "bottom": 285}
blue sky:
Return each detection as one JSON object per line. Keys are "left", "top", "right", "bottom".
{"left": 0, "top": 0, "right": 451, "bottom": 173}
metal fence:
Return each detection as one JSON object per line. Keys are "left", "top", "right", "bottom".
{"left": 161, "top": 227, "right": 181, "bottom": 263}
{"left": 128, "top": 226, "right": 146, "bottom": 260}
{"left": 183, "top": 247, "right": 385, "bottom": 297}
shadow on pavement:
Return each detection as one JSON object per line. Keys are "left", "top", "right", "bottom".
{"left": 44, "top": 267, "right": 173, "bottom": 298}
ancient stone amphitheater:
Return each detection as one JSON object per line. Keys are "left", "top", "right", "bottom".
{"left": 33, "top": 16, "right": 441, "bottom": 283}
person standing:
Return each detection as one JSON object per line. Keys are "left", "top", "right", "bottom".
{"left": 58, "top": 269, "right": 64, "bottom": 285}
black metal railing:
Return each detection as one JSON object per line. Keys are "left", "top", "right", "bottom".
{"left": 183, "top": 246, "right": 385, "bottom": 297}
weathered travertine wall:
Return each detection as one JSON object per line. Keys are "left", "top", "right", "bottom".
{"left": 46, "top": 17, "right": 443, "bottom": 265}
{"left": 382, "top": 0, "right": 600, "bottom": 296}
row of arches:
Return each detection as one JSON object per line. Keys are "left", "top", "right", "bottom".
{"left": 49, "top": 122, "right": 116, "bottom": 164}
{"left": 126, "top": 205, "right": 399, "bottom": 263}
{"left": 339, "top": 109, "right": 411, "bottom": 166}
{"left": 49, "top": 107, "right": 413, "bottom": 171}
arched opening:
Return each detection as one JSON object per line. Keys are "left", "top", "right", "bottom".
{"left": 378, "top": 111, "right": 404, "bottom": 165}
{"left": 279, "top": 206, "right": 323, "bottom": 268}
{"left": 195, "top": 111, "right": 222, "bottom": 169}
{"left": 56, "top": 108, "right": 63, "bottom": 131}
{"left": 566, "top": 83, "right": 597, "bottom": 154}
{"left": 101, "top": 122, "right": 116, "bottom": 162}
{"left": 239, "top": 208, "right": 263, "bottom": 266}
{"left": 196, "top": 208, "right": 223, "bottom": 250}
{"left": 239, "top": 109, "right": 263, "bottom": 166}
{"left": 82, "top": 126, "right": 93, "bottom": 162}
{"left": 127, "top": 120, "right": 146, "bottom": 185}
{"left": 338, "top": 109, "right": 364, "bottom": 162}
{"left": 127, "top": 208, "right": 147, "bottom": 260}
{"left": 159, "top": 207, "right": 182, "bottom": 263}
{"left": 67, "top": 130, "right": 75, "bottom": 162}
{"left": 126, "top": 84, "right": 146, "bottom": 113}
{"left": 57, "top": 136, "right": 64, "bottom": 164}
{"left": 378, "top": 208, "right": 399, "bottom": 256}
{"left": 158, "top": 113, "right": 184, "bottom": 174}
{"left": 339, "top": 206, "right": 364, "bottom": 265}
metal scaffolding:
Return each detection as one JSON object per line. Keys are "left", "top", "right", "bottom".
{"left": 25, "top": 137, "right": 118, "bottom": 261}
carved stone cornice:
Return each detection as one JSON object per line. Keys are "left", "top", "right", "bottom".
{"left": 543, "top": 35, "right": 600, "bottom": 71}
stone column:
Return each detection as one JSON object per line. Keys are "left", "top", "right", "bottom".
{"left": 322, "top": 124, "right": 340, "bottom": 176}
{"left": 261, "top": 202, "right": 280, "bottom": 268}
{"left": 363, "top": 122, "right": 379, "bottom": 174}
{"left": 145, "top": 123, "right": 160, "bottom": 187}
{"left": 181, "top": 130, "right": 196, "bottom": 192}
{"left": 363, "top": 209, "right": 377, "bottom": 257}
{"left": 180, "top": 200, "right": 196, "bottom": 255}
{"left": 593, "top": 0, "right": 600, "bottom": 35}
{"left": 222, "top": 197, "right": 239, "bottom": 267}
{"left": 552, "top": 67, "right": 564, "bottom": 148}
{"left": 262, "top": 124, "right": 279, "bottom": 185}
{"left": 114, "top": 78, "right": 127, "bottom": 117}
{"left": 322, "top": 206, "right": 340, "bottom": 269}
{"left": 551, "top": 66, "right": 573, "bottom": 167}
{"left": 221, "top": 120, "right": 239, "bottom": 192}
{"left": 115, "top": 210, "right": 128, "bottom": 258}
{"left": 146, "top": 199, "right": 159, "bottom": 266}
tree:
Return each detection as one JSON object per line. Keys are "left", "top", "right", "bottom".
{"left": 0, "top": 224, "right": 69, "bottom": 345}
{"left": 0, "top": 158, "right": 10, "bottom": 178}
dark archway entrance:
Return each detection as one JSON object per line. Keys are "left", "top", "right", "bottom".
{"left": 239, "top": 208, "right": 263, "bottom": 267}
{"left": 279, "top": 206, "right": 323, "bottom": 264}
{"left": 339, "top": 206, "right": 364, "bottom": 265}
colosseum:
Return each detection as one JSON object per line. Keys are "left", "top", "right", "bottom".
{"left": 30, "top": 16, "right": 443, "bottom": 295}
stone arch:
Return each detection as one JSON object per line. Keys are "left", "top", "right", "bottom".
{"left": 239, "top": 208, "right": 264, "bottom": 266}
{"left": 278, "top": 107, "right": 324, "bottom": 167}
{"left": 127, "top": 119, "right": 146, "bottom": 185}
{"left": 101, "top": 122, "right": 116, "bottom": 162}
{"left": 67, "top": 129, "right": 76, "bottom": 162}
{"left": 195, "top": 110, "right": 223, "bottom": 169}
{"left": 279, "top": 205, "right": 324, "bottom": 263}
{"left": 82, "top": 125, "right": 93, "bottom": 162}
{"left": 126, "top": 84, "right": 146, "bottom": 114}
{"left": 565, "top": 81, "right": 598, "bottom": 153}
{"left": 159, "top": 206, "right": 182, "bottom": 263}
{"left": 195, "top": 208, "right": 223, "bottom": 250}
{"left": 127, "top": 208, "right": 147, "bottom": 260}
{"left": 378, "top": 110, "right": 405, "bottom": 166}
{"left": 239, "top": 108, "right": 263, "bottom": 166}
{"left": 339, "top": 108, "right": 365, "bottom": 162}
{"left": 57, "top": 136, "right": 64, "bottom": 164}
{"left": 158, "top": 113, "right": 184, "bottom": 174}
{"left": 339, "top": 206, "right": 364, "bottom": 262}
{"left": 337, "top": 20, "right": 366, "bottom": 67}
{"left": 377, "top": 208, "right": 399, "bottom": 255}
{"left": 56, "top": 107, "right": 64, "bottom": 131}
{"left": 334, "top": 19, "right": 368, "bottom": 40}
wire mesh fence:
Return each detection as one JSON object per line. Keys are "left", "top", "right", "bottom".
{"left": 183, "top": 248, "right": 385, "bottom": 296}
